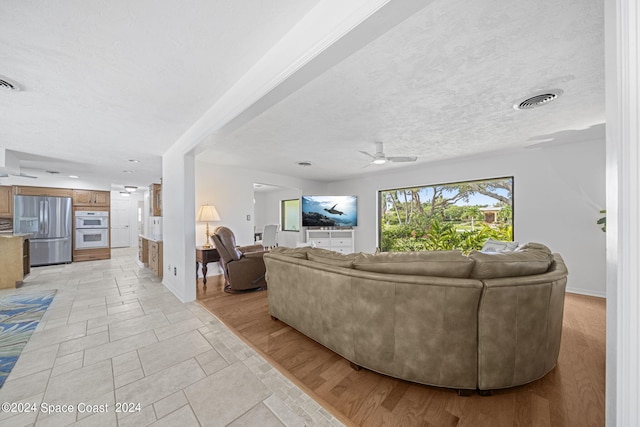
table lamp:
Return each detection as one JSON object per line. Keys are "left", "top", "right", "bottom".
{"left": 197, "top": 204, "right": 221, "bottom": 248}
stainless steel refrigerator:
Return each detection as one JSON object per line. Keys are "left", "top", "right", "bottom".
{"left": 13, "top": 195, "right": 73, "bottom": 266}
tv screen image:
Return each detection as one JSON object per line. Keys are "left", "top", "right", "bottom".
{"left": 301, "top": 196, "right": 358, "bottom": 227}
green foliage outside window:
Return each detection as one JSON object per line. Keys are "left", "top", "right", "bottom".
{"left": 379, "top": 177, "right": 514, "bottom": 253}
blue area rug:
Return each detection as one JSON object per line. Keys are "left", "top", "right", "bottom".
{"left": 0, "top": 290, "right": 56, "bottom": 388}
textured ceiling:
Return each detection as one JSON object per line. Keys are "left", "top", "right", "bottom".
{"left": 203, "top": 0, "right": 605, "bottom": 181}
{"left": 0, "top": 0, "right": 604, "bottom": 187}
{"left": 0, "top": 0, "right": 320, "bottom": 187}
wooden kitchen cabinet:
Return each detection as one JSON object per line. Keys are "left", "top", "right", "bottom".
{"left": 148, "top": 240, "right": 163, "bottom": 278}
{"left": 149, "top": 183, "right": 162, "bottom": 216}
{"left": 15, "top": 186, "right": 73, "bottom": 197}
{"left": 73, "top": 189, "right": 110, "bottom": 207}
{"left": 138, "top": 235, "right": 148, "bottom": 264}
{"left": 0, "top": 235, "right": 29, "bottom": 288}
{"left": 0, "top": 186, "right": 13, "bottom": 218}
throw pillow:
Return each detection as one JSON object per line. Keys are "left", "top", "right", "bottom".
{"left": 469, "top": 243, "right": 554, "bottom": 279}
{"left": 481, "top": 239, "right": 519, "bottom": 253}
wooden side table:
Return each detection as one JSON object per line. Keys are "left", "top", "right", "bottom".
{"left": 196, "top": 246, "right": 220, "bottom": 286}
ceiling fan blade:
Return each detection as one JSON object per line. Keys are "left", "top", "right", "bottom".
{"left": 387, "top": 156, "right": 417, "bottom": 162}
{"left": 359, "top": 150, "right": 375, "bottom": 159}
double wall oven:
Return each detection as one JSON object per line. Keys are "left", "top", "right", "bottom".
{"left": 74, "top": 211, "right": 109, "bottom": 250}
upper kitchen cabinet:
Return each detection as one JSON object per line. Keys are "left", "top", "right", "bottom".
{"left": 15, "top": 186, "right": 73, "bottom": 198}
{"left": 149, "top": 183, "right": 162, "bottom": 216}
{"left": 0, "top": 186, "right": 12, "bottom": 218}
{"left": 73, "top": 190, "right": 110, "bottom": 207}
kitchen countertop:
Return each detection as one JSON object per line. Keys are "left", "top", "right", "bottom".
{"left": 139, "top": 234, "right": 162, "bottom": 242}
{"left": 0, "top": 232, "right": 32, "bottom": 238}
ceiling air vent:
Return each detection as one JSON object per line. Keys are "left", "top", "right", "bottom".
{"left": 0, "top": 76, "right": 21, "bottom": 91}
{"left": 513, "top": 89, "right": 563, "bottom": 110}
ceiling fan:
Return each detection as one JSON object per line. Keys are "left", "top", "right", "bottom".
{"left": 359, "top": 141, "right": 417, "bottom": 165}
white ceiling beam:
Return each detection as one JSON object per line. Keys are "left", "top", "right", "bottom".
{"left": 170, "top": 0, "right": 433, "bottom": 156}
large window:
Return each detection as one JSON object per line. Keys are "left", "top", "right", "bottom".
{"left": 281, "top": 199, "right": 300, "bottom": 231}
{"left": 379, "top": 176, "right": 513, "bottom": 252}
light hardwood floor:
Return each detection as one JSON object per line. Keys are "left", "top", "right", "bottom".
{"left": 197, "top": 276, "right": 605, "bottom": 427}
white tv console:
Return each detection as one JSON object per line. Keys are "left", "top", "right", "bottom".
{"left": 306, "top": 229, "right": 354, "bottom": 254}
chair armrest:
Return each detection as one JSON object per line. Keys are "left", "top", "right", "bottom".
{"left": 239, "top": 244, "right": 265, "bottom": 253}
{"left": 243, "top": 250, "right": 267, "bottom": 259}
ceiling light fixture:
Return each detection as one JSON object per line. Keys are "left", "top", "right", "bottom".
{"left": 124, "top": 185, "right": 137, "bottom": 192}
{"left": 128, "top": 159, "right": 140, "bottom": 163}
{"left": 123, "top": 170, "right": 133, "bottom": 174}
{"left": 69, "top": 175, "right": 79, "bottom": 179}
{"left": 46, "top": 170, "right": 60, "bottom": 175}
{"left": 297, "top": 161, "right": 312, "bottom": 167}
{"left": 513, "top": 89, "right": 563, "bottom": 110}
{"left": 119, "top": 191, "right": 130, "bottom": 197}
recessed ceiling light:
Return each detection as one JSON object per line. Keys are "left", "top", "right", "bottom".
{"left": 128, "top": 159, "right": 140, "bottom": 163}
{"left": 513, "top": 89, "right": 563, "bottom": 110}
{"left": 123, "top": 170, "right": 133, "bottom": 174}
{"left": 69, "top": 175, "right": 79, "bottom": 179}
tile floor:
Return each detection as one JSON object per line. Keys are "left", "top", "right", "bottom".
{"left": 0, "top": 248, "right": 342, "bottom": 427}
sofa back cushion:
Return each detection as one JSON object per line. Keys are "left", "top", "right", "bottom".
{"left": 269, "top": 246, "right": 309, "bottom": 259}
{"left": 469, "top": 242, "right": 554, "bottom": 279}
{"left": 306, "top": 248, "right": 359, "bottom": 268}
{"left": 353, "top": 250, "right": 475, "bottom": 278}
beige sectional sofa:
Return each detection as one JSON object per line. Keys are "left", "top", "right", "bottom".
{"left": 263, "top": 243, "right": 568, "bottom": 393}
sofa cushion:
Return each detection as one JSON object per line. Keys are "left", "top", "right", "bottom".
{"left": 306, "top": 248, "right": 359, "bottom": 268}
{"left": 269, "top": 246, "right": 309, "bottom": 259}
{"left": 353, "top": 251, "right": 475, "bottom": 278}
{"left": 469, "top": 242, "right": 554, "bottom": 279}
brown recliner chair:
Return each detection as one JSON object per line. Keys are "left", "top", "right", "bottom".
{"left": 210, "top": 226, "right": 268, "bottom": 293}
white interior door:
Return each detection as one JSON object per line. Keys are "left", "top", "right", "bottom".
{"left": 111, "top": 199, "right": 131, "bottom": 247}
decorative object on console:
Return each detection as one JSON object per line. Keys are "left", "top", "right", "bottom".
{"left": 196, "top": 204, "right": 221, "bottom": 249}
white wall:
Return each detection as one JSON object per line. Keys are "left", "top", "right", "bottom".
{"left": 326, "top": 139, "right": 606, "bottom": 297}
{"left": 162, "top": 148, "right": 196, "bottom": 302}
{"left": 193, "top": 139, "right": 606, "bottom": 297}
{"left": 253, "top": 192, "right": 268, "bottom": 234}
{"left": 257, "top": 187, "right": 303, "bottom": 248}
{"left": 195, "top": 162, "right": 325, "bottom": 248}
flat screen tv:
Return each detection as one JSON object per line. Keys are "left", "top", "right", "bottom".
{"left": 301, "top": 195, "right": 357, "bottom": 227}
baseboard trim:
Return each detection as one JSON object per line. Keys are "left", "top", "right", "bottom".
{"left": 163, "top": 279, "right": 189, "bottom": 303}
{"left": 566, "top": 287, "right": 606, "bottom": 299}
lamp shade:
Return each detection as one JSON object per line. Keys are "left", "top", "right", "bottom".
{"left": 197, "top": 204, "right": 221, "bottom": 222}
